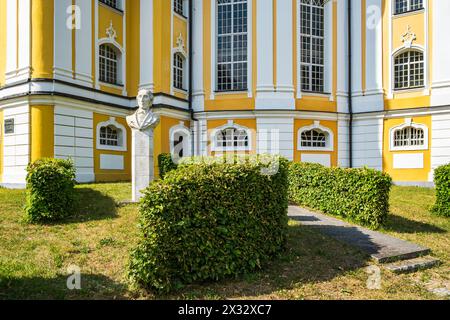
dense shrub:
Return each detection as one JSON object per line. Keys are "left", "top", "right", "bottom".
{"left": 128, "top": 155, "right": 289, "bottom": 292}
{"left": 432, "top": 164, "right": 450, "bottom": 217}
{"left": 24, "top": 158, "right": 76, "bottom": 223}
{"left": 157, "top": 153, "right": 178, "bottom": 179}
{"left": 288, "top": 163, "right": 392, "bottom": 229}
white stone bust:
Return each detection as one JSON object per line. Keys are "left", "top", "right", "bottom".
{"left": 127, "top": 88, "right": 160, "bottom": 131}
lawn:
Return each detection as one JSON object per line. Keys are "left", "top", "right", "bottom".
{"left": 0, "top": 183, "right": 448, "bottom": 300}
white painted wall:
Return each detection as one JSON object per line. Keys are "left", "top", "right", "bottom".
{"left": 257, "top": 117, "right": 294, "bottom": 161}
{"left": 192, "top": 0, "right": 204, "bottom": 111}
{"left": 140, "top": 0, "right": 154, "bottom": 91}
{"left": 54, "top": 0, "right": 74, "bottom": 82}
{"left": 2, "top": 104, "right": 30, "bottom": 184}
{"left": 352, "top": 117, "right": 383, "bottom": 170}
{"left": 338, "top": 118, "right": 350, "bottom": 167}
{"left": 75, "top": 0, "right": 93, "bottom": 86}
{"left": 431, "top": 113, "right": 450, "bottom": 174}
{"left": 54, "top": 106, "right": 94, "bottom": 183}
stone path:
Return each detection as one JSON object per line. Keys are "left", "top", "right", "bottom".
{"left": 288, "top": 206, "right": 431, "bottom": 263}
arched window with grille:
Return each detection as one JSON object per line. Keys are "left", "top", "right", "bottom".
{"left": 96, "top": 117, "right": 127, "bottom": 152}
{"left": 297, "top": 122, "right": 334, "bottom": 151}
{"left": 99, "top": 44, "right": 120, "bottom": 85}
{"left": 390, "top": 120, "right": 428, "bottom": 151}
{"left": 173, "top": 53, "right": 185, "bottom": 90}
{"left": 211, "top": 123, "right": 251, "bottom": 152}
{"left": 394, "top": 50, "right": 424, "bottom": 90}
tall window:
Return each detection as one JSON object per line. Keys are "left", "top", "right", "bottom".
{"left": 300, "top": 0, "right": 324, "bottom": 93}
{"left": 395, "top": 0, "right": 423, "bottom": 14}
{"left": 100, "top": 0, "right": 121, "bottom": 10}
{"left": 394, "top": 50, "right": 424, "bottom": 90}
{"left": 174, "top": 0, "right": 184, "bottom": 16}
{"left": 99, "top": 44, "right": 119, "bottom": 85}
{"left": 217, "top": 0, "right": 248, "bottom": 91}
{"left": 393, "top": 126, "right": 425, "bottom": 148}
{"left": 173, "top": 53, "right": 185, "bottom": 90}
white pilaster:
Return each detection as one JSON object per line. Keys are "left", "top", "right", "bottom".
{"left": 336, "top": 0, "right": 348, "bottom": 113}
{"left": 324, "top": 0, "right": 333, "bottom": 98}
{"left": 274, "top": 0, "right": 294, "bottom": 109}
{"left": 192, "top": 0, "right": 204, "bottom": 111}
{"left": 75, "top": 0, "right": 93, "bottom": 86}
{"left": 256, "top": 0, "right": 274, "bottom": 109}
{"left": 54, "top": 0, "right": 73, "bottom": 82}
{"left": 351, "top": 0, "right": 362, "bottom": 97}
{"left": 365, "top": 0, "right": 383, "bottom": 96}
{"left": 431, "top": 0, "right": 450, "bottom": 106}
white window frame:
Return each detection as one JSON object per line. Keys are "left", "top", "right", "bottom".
{"left": 297, "top": 121, "right": 334, "bottom": 152}
{"left": 170, "top": 122, "right": 192, "bottom": 161}
{"left": 173, "top": 0, "right": 188, "bottom": 17}
{"left": 210, "top": 121, "right": 252, "bottom": 152}
{"left": 99, "top": 0, "right": 123, "bottom": 11}
{"left": 98, "top": 39, "right": 125, "bottom": 88}
{"left": 211, "top": 0, "right": 252, "bottom": 98}
{"left": 392, "top": 48, "right": 425, "bottom": 91}
{"left": 389, "top": 118, "right": 428, "bottom": 151}
{"left": 393, "top": 0, "right": 424, "bottom": 15}
{"left": 96, "top": 117, "right": 127, "bottom": 152}
{"left": 173, "top": 53, "right": 187, "bottom": 91}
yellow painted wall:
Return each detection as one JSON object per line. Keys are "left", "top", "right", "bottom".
{"left": 31, "top": 0, "right": 54, "bottom": 79}
{"left": 206, "top": 119, "right": 257, "bottom": 156}
{"left": 93, "top": 113, "right": 131, "bottom": 182}
{"left": 0, "top": 0, "right": 6, "bottom": 86}
{"left": 0, "top": 109, "right": 3, "bottom": 182}
{"left": 293, "top": 119, "right": 338, "bottom": 167}
{"left": 296, "top": 95, "right": 336, "bottom": 112}
{"left": 383, "top": 116, "right": 431, "bottom": 182}
{"left": 153, "top": 115, "right": 190, "bottom": 178}
{"left": 99, "top": 5, "right": 124, "bottom": 46}
{"left": 31, "top": 105, "right": 54, "bottom": 161}
{"left": 153, "top": 0, "right": 172, "bottom": 95}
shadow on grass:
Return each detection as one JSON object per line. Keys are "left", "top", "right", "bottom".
{"left": 0, "top": 273, "right": 129, "bottom": 300}
{"left": 157, "top": 223, "right": 376, "bottom": 300}
{"left": 383, "top": 214, "right": 446, "bottom": 234}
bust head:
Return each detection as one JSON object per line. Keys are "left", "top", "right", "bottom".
{"left": 137, "top": 88, "right": 154, "bottom": 112}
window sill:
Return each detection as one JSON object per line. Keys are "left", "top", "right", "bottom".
{"left": 298, "top": 147, "right": 334, "bottom": 152}
{"left": 214, "top": 90, "right": 249, "bottom": 95}
{"left": 174, "top": 87, "right": 188, "bottom": 94}
{"left": 174, "top": 11, "right": 188, "bottom": 20}
{"left": 99, "top": 81, "right": 124, "bottom": 90}
{"left": 211, "top": 147, "right": 252, "bottom": 153}
{"left": 393, "top": 87, "right": 425, "bottom": 95}
{"left": 97, "top": 145, "right": 127, "bottom": 152}
{"left": 393, "top": 8, "right": 424, "bottom": 18}
{"left": 300, "top": 91, "right": 331, "bottom": 98}
{"left": 99, "top": 2, "right": 124, "bottom": 15}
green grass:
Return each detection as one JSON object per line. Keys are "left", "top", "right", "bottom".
{"left": 0, "top": 183, "right": 448, "bottom": 300}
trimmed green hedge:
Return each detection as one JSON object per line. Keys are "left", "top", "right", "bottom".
{"left": 432, "top": 164, "right": 450, "bottom": 217}
{"left": 288, "top": 163, "right": 392, "bottom": 229}
{"left": 24, "top": 158, "right": 76, "bottom": 223}
{"left": 128, "top": 155, "right": 289, "bottom": 292}
{"left": 157, "top": 153, "right": 178, "bottom": 179}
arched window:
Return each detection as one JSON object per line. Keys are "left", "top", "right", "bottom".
{"left": 297, "top": 121, "right": 334, "bottom": 151}
{"left": 96, "top": 117, "right": 127, "bottom": 152}
{"left": 394, "top": 0, "right": 423, "bottom": 15}
{"left": 99, "top": 44, "right": 120, "bottom": 85}
{"left": 211, "top": 122, "right": 251, "bottom": 152}
{"left": 170, "top": 123, "right": 192, "bottom": 162}
{"left": 173, "top": 53, "right": 185, "bottom": 90}
{"left": 390, "top": 119, "right": 428, "bottom": 151}
{"left": 300, "top": 0, "right": 325, "bottom": 93}
{"left": 394, "top": 50, "right": 424, "bottom": 90}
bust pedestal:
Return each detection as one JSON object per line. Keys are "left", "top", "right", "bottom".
{"left": 131, "top": 128, "right": 155, "bottom": 202}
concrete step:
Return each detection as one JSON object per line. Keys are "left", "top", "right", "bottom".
{"left": 384, "top": 256, "right": 440, "bottom": 274}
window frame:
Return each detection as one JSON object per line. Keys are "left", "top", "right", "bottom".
{"left": 99, "top": 0, "right": 123, "bottom": 12}
{"left": 297, "top": 121, "right": 334, "bottom": 152}
{"left": 173, "top": 53, "right": 186, "bottom": 91}
{"left": 99, "top": 43, "right": 123, "bottom": 86}
{"left": 393, "top": 0, "right": 424, "bottom": 15}
{"left": 215, "top": 0, "right": 249, "bottom": 93}
{"left": 210, "top": 122, "right": 252, "bottom": 152}
{"left": 389, "top": 120, "right": 428, "bottom": 151}
{"left": 170, "top": 122, "right": 192, "bottom": 162}
{"left": 393, "top": 49, "right": 425, "bottom": 91}
{"left": 173, "top": 0, "right": 186, "bottom": 17}
{"left": 96, "top": 117, "right": 127, "bottom": 152}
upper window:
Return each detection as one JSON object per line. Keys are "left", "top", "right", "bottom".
{"left": 99, "top": 0, "right": 121, "bottom": 10}
{"left": 300, "top": 0, "right": 325, "bottom": 93}
{"left": 394, "top": 50, "right": 424, "bottom": 90}
{"left": 394, "top": 0, "right": 423, "bottom": 15}
{"left": 173, "top": 53, "right": 185, "bottom": 90}
{"left": 174, "top": 0, "right": 184, "bottom": 16}
{"left": 217, "top": 0, "right": 248, "bottom": 92}
{"left": 99, "top": 44, "right": 120, "bottom": 85}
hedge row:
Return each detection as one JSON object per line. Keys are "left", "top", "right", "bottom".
{"left": 432, "top": 164, "right": 450, "bottom": 217}
{"left": 157, "top": 153, "right": 178, "bottom": 179}
{"left": 24, "top": 158, "right": 76, "bottom": 223}
{"left": 128, "top": 155, "right": 289, "bottom": 292}
{"left": 288, "top": 163, "right": 392, "bottom": 229}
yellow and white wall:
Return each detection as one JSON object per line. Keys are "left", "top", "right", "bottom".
{"left": 0, "top": 0, "right": 450, "bottom": 186}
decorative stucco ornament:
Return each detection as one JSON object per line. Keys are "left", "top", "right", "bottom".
{"left": 401, "top": 25, "right": 417, "bottom": 49}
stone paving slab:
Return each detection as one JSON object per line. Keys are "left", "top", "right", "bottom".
{"left": 288, "top": 206, "right": 430, "bottom": 263}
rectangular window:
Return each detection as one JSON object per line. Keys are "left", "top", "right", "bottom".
{"left": 394, "top": 0, "right": 423, "bottom": 14}
{"left": 99, "top": 0, "right": 120, "bottom": 10}
{"left": 217, "top": 0, "right": 248, "bottom": 92}
{"left": 4, "top": 118, "right": 14, "bottom": 134}
{"left": 300, "top": 0, "right": 324, "bottom": 93}
{"left": 174, "top": 0, "right": 184, "bottom": 16}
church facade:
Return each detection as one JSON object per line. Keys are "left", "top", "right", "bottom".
{"left": 0, "top": 0, "right": 449, "bottom": 186}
